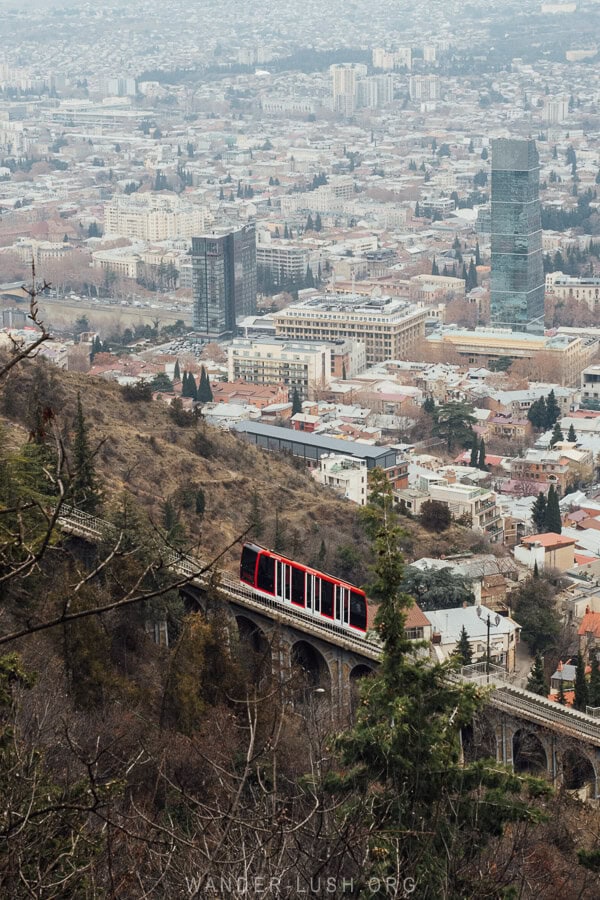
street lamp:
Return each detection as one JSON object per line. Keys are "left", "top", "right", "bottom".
{"left": 477, "top": 606, "right": 501, "bottom": 682}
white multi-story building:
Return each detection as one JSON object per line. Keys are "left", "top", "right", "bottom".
{"left": 546, "top": 272, "right": 600, "bottom": 312}
{"left": 256, "top": 241, "right": 310, "bottom": 283}
{"left": 104, "top": 195, "right": 211, "bottom": 241}
{"left": 330, "top": 64, "right": 367, "bottom": 116}
{"left": 227, "top": 338, "right": 332, "bottom": 400}
{"left": 273, "top": 295, "right": 427, "bottom": 366}
{"left": 409, "top": 75, "right": 441, "bottom": 102}
{"left": 427, "top": 482, "right": 503, "bottom": 542}
{"left": 313, "top": 453, "right": 368, "bottom": 505}
{"left": 372, "top": 47, "right": 412, "bottom": 70}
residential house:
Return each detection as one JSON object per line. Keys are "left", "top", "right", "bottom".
{"left": 427, "top": 604, "right": 521, "bottom": 672}
{"left": 514, "top": 533, "right": 576, "bottom": 572}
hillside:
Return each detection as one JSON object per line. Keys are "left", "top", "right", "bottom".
{"left": 1, "top": 358, "right": 492, "bottom": 586}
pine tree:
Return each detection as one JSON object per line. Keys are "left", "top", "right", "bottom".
{"left": 475, "top": 240, "right": 481, "bottom": 266}
{"left": 477, "top": 438, "right": 487, "bottom": 470}
{"left": 329, "top": 469, "right": 547, "bottom": 895}
{"left": 273, "top": 510, "right": 286, "bottom": 553}
{"left": 527, "top": 396, "right": 547, "bottom": 430}
{"left": 467, "top": 259, "right": 477, "bottom": 290}
{"left": 568, "top": 423, "right": 577, "bottom": 442}
{"left": 545, "top": 390, "right": 560, "bottom": 428}
{"left": 197, "top": 367, "right": 213, "bottom": 403}
{"left": 469, "top": 432, "right": 478, "bottom": 467}
{"left": 531, "top": 492, "right": 547, "bottom": 532}
{"left": 526, "top": 652, "right": 547, "bottom": 696}
{"left": 544, "top": 484, "right": 562, "bottom": 534}
{"left": 453, "top": 625, "right": 473, "bottom": 666}
{"left": 195, "top": 488, "right": 205, "bottom": 518}
{"left": 589, "top": 653, "right": 600, "bottom": 708}
{"left": 247, "top": 489, "right": 264, "bottom": 539}
{"left": 306, "top": 213, "right": 314, "bottom": 231}
{"left": 291, "top": 387, "right": 302, "bottom": 416}
{"left": 431, "top": 258, "right": 439, "bottom": 276}
{"left": 314, "top": 212, "right": 322, "bottom": 231}
{"left": 173, "top": 359, "right": 181, "bottom": 382}
{"left": 71, "top": 393, "right": 100, "bottom": 513}
{"left": 573, "top": 652, "right": 589, "bottom": 711}
{"left": 550, "top": 422, "right": 563, "bottom": 447}
{"left": 423, "top": 396, "right": 435, "bottom": 415}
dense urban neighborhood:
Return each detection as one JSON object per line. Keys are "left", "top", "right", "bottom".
{"left": 5, "top": 0, "right": 600, "bottom": 896}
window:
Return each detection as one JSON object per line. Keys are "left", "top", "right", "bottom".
{"left": 350, "top": 591, "right": 367, "bottom": 631}
{"left": 291, "top": 566, "right": 305, "bottom": 607}
{"left": 240, "top": 545, "right": 258, "bottom": 585}
{"left": 256, "top": 553, "right": 275, "bottom": 594}
{"left": 320, "top": 579, "right": 334, "bottom": 618}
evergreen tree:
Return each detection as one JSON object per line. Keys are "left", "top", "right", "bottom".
{"left": 544, "top": 484, "right": 562, "bottom": 534}
{"left": 273, "top": 510, "right": 286, "bottom": 553}
{"left": 568, "top": 423, "right": 577, "bottom": 442}
{"left": 545, "top": 390, "right": 560, "bottom": 428}
{"left": 557, "top": 675, "right": 567, "bottom": 705}
{"left": 329, "top": 468, "right": 548, "bottom": 896}
{"left": 71, "top": 393, "right": 99, "bottom": 513}
{"left": 527, "top": 396, "right": 547, "bottom": 430}
{"left": 453, "top": 625, "right": 473, "bottom": 666}
{"left": 573, "top": 652, "right": 589, "bottom": 712}
{"left": 197, "top": 366, "right": 213, "bottom": 403}
{"left": 589, "top": 653, "right": 600, "bottom": 708}
{"left": 195, "top": 488, "right": 205, "bottom": 518}
{"left": 469, "top": 432, "right": 478, "bottom": 467}
{"left": 246, "top": 489, "right": 264, "bottom": 540}
{"left": 477, "top": 438, "right": 487, "bottom": 470}
{"left": 467, "top": 259, "right": 478, "bottom": 290}
{"left": 431, "top": 258, "right": 439, "bottom": 276}
{"left": 422, "top": 395, "right": 435, "bottom": 415}
{"left": 414, "top": 201, "right": 420, "bottom": 217}
{"left": 475, "top": 240, "right": 481, "bottom": 266}
{"left": 291, "top": 387, "right": 302, "bottom": 416}
{"left": 173, "top": 360, "right": 181, "bottom": 382}
{"left": 550, "top": 421, "right": 563, "bottom": 447}
{"left": 314, "top": 212, "right": 322, "bottom": 231}
{"left": 526, "top": 652, "right": 547, "bottom": 696}
{"left": 283, "top": 223, "right": 289, "bottom": 239}
{"left": 181, "top": 371, "right": 192, "bottom": 398}
{"left": 305, "top": 213, "right": 314, "bottom": 231}
{"left": 531, "top": 492, "right": 547, "bottom": 532}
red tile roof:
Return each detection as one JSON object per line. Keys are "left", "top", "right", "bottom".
{"left": 521, "top": 533, "right": 575, "bottom": 548}
{"left": 404, "top": 603, "right": 432, "bottom": 629}
{"left": 578, "top": 611, "right": 600, "bottom": 638}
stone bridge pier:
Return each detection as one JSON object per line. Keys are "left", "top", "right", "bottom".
{"left": 181, "top": 585, "right": 377, "bottom": 718}
{"left": 487, "top": 711, "right": 600, "bottom": 800}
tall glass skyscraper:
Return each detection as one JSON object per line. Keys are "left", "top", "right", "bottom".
{"left": 191, "top": 224, "right": 257, "bottom": 338}
{"left": 490, "top": 138, "right": 545, "bottom": 333}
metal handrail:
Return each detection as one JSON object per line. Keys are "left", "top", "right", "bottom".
{"left": 58, "top": 506, "right": 380, "bottom": 661}
{"left": 55, "top": 505, "right": 600, "bottom": 739}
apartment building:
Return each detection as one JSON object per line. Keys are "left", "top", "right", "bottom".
{"left": 273, "top": 295, "right": 427, "bottom": 366}
{"left": 256, "top": 241, "right": 309, "bottom": 283}
{"left": 313, "top": 453, "right": 368, "bottom": 505}
{"left": 409, "top": 274, "right": 465, "bottom": 304}
{"left": 409, "top": 75, "right": 440, "bottom": 102}
{"left": 372, "top": 47, "right": 412, "bottom": 70}
{"left": 427, "top": 482, "right": 503, "bottom": 542}
{"left": 547, "top": 272, "right": 600, "bottom": 312}
{"left": 228, "top": 338, "right": 332, "bottom": 400}
{"left": 105, "top": 195, "right": 210, "bottom": 241}
{"left": 510, "top": 449, "right": 570, "bottom": 495}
